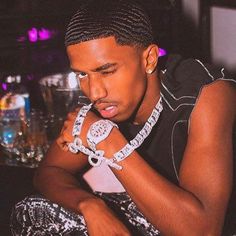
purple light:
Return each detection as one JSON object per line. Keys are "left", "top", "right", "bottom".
{"left": 39, "top": 28, "right": 52, "bottom": 41}
{"left": 28, "top": 27, "right": 38, "bottom": 42}
{"left": 159, "top": 48, "right": 167, "bottom": 57}
{"left": 2, "top": 83, "right": 7, "bottom": 91}
{"left": 27, "top": 27, "right": 57, "bottom": 42}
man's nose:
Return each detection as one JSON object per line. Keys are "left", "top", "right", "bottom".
{"left": 89, "top": 76, "right": 107, "bottom": 102}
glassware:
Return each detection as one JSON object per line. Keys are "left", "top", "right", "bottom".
{"left": 39, "top": 72, "right": 90, "bottom": 119}
{"left": 0, "top": 119, "right": 20, "bottom": 148}
{"left": 38, "top": 72, "right": 90, "bottom": 145}
{"left": 0, "top": 110, "right": 49, "bottom": 168}
{"left": 0, "top": 92, "right": 26, "bottom": 165}
{"left": 15, "top": 111, "right": 49, "bottom": 167}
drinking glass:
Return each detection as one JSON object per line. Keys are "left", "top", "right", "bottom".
{"left": 16, "top": 111, "right": 49, "bottom": 167}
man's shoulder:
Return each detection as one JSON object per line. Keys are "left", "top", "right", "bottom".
{"left": 163, "top": 54, "right": 225, "bottom": 83}
{"left": 160, "top": 54, "right": 236, "bottom": 100}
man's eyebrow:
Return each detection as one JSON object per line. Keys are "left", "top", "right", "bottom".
{"left": 71, "top": 63, "right": 117, "bottom": 73}
{"left": 92, "top": 63, "right": 117, "bottom": 72}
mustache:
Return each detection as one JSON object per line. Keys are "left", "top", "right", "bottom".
{"left": 94, "top": 99, "right": 115, "bottom": 106}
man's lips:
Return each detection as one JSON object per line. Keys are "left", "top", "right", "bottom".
{"left": 95, "top": 104, "right": 118, "bottom": 118}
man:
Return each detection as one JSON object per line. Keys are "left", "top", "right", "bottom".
{"left": 11, "top": 0, "right": 236, "bottom": 235}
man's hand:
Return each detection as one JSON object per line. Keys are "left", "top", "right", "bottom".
{"left": 79, "top": 198, "right": 131, "bottom": 236}
{"left": 57, "top": 107, "right": 102, "bottom": 151}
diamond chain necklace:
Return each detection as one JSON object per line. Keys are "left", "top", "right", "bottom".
{"left": 69, "top": 96, "right": 163, "bottom": 170}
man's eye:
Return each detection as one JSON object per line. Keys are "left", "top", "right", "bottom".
{"left": 77, "top": 72, "right": 87, "bottom": 79}
{"left": 101, "top": 70, "right": 116, "bottom": 75}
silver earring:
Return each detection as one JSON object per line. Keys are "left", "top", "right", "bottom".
{"left": 146, "top": 69, "right": 153, "bottom": 74}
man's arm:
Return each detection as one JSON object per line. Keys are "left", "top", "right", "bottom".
{"left": 92, "top": 80, "right": 235, "bottom": 235}
{"left": 35, "top": 141, "right": 103, "bottom": 211}
{"left": 34, "top": 127, "right": 131, "bottom": 235}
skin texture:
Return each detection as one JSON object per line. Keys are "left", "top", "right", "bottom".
{"left": 34, "top": 36, "right": 236, "bottom": 235}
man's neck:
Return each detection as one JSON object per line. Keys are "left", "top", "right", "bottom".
{"left": 133, "top": 73, "right": 161, "bottom": 125}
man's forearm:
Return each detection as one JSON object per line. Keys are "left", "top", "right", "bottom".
{"left": 34, "top": 166, "right": 100, "bottom": 214}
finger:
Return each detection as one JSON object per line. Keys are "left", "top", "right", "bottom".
{"left": 57, "top": 127, "right": 74, "bottom": 144}
{"left": 56, "top": 137, "right": 69, "bottom": 152}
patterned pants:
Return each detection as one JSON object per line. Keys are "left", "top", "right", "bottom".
{"left": 10, "top": 192, "right": 160, "bottom": 236}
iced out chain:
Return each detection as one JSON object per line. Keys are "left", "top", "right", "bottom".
{"left": 113, "top": 100, "right": 163, "bottom": 162}
{"left": 68, "top": 97, "right": 163, "bottom": 170}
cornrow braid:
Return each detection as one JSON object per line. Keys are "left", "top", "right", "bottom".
{"left": 65, "top": 0, "right": 154, "bottom": 48}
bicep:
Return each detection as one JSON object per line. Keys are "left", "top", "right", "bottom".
{"left": 179, "top": 81, "right": 235, "bottom": 215}
{"left": 39, "top": 141, "right": 89, "bottom": 174}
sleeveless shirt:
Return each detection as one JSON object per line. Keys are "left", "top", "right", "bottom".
{"left": 120, "top": 54, "right": 236, "bottom": 185}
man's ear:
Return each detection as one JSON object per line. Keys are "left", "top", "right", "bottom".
{"left": 143, "top": 44, "right": 159, "bottom": 75}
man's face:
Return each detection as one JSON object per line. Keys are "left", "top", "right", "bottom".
{"left": 67, "top": 36, "right": 148, "bottom": 122}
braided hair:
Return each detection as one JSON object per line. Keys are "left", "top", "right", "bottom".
{"left": 65, "top": 0, "right": 154, "bottom": 48}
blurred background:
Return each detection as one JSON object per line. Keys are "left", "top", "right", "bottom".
{"left": 0, "top": 0, "right": 235, "bottom": 235}
{"left": 1, "top": 0, "right": 236, "bottom": 110}
{"left": 1, "top": 0, "right": 236, "bottom": 108}
{"left": 0, "top": 0, "right": 183, "bottom": 112}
